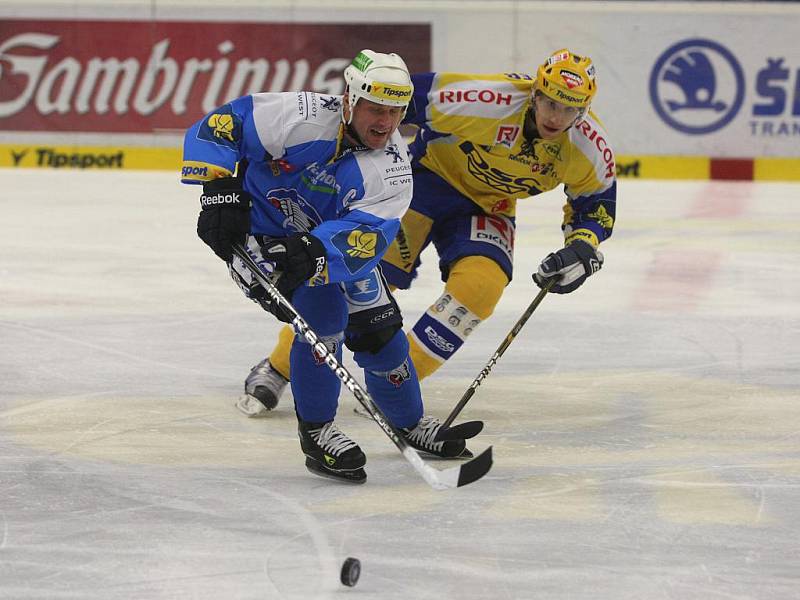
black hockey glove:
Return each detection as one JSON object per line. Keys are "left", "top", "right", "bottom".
{"left": 260, "top": 233, "right": 327, "bottom": 294}
{"left": 197, "top": 177, "right": 252, "bottom": 262}
{"left": 533, "top": 239, "right": 604, "bottom": 294}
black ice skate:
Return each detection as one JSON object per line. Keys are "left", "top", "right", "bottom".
{"left": 401, "top": 415, "right": 474, "bottom": 459}
{"left": 298, "top": 420, "right": 367, "bottom": 484}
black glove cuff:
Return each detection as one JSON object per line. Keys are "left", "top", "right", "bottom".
{"left": 200, "top": 177, "right": 252, "bottom": 211}
{"left": 296, "top": 233, "right": 327, "bottom": 279}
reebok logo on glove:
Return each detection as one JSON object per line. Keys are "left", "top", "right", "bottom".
{"left": 200, "top": 192, "right": 242, "bottom": 207}
{"left": 312, "top": 256, "right": 326, "bottom": 277}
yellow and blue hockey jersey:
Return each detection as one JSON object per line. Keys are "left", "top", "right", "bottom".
{"left": 404, "top": 72, "right": 616, "bottom": 247}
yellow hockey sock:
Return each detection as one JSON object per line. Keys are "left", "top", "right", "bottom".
{"left": 268, "top": 325, "right": 294, "bottom": 380}
{"left": 407, "top": 256, "right": 508, "bottom": 380}
{"left": 446, "top": 256, "right": 508, "bottom": 320}
{"left": 408, "top": 335, "right": 445, "bottom": 381}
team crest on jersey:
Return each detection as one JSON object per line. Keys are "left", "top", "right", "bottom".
{"left": 265, "top": 188, "right": 322, "bottom": 233}
{"left": 197, "top": 105, "right": 241, "bottom": 149}
{"left": 387, "top": 360, "right": 412, "bottom": 387}
{"left": 311, "top": 338, "right": 340, "bottom": 366}
{"left": 459, "top": 141, "right": 540, "bottom": 195}
{"left": 332, "top": 226, "right": 388, "bottom": 274}
{"left": 588, "top": 205, "right": 615, "bottom": 230}
{"left": 343, "top": 271, "right": 382, "bottom": 306}
{"left": 495, "top": 124, "right": 521, "bottom": 148}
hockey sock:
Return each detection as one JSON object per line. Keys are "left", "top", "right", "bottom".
{"left": 408, "top": 256, "right": 507, "bottom": 379}
{"left": 268, "top": 325, "right": 294, "bottom": 380}
{"left": 288, "top": 285, "right": 348, "bottom": 423}
{"left": 290, "top": 333, "right": 344, "bottom": 423}
{"left": 354, "top": 329, "right": 423, "bottom": 429}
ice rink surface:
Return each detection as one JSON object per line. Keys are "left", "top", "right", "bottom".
{"left": 1, "top": 170, "right": 799, "bottom": 599}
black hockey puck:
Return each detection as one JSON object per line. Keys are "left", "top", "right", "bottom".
{"left": 340, "top": 557, "right": 361, "bottom": 587}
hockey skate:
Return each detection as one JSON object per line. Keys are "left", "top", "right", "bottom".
{"left": 401, "top": 415, "right": 474, "bottom": 459}
{"left": 298, "top": 420, "right": 367, "bottom": 484}
{"left": 235, "top": 359, "right": 288, "bottom": 417}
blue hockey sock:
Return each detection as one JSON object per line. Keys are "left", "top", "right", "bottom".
{"left": 291, "top": 334, "right": 343, "bottom": 423}
{"left": 353, "top": 330, "right": 422, "bottom": 429}
{"left": 290, "top": 285, "right": 348, "bottom": 424}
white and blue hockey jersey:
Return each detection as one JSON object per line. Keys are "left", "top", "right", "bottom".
{"left": 181, "top": 92, "right": 413, "bottom": 284}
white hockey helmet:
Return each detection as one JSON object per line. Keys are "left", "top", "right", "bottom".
{"left": 343, "top": 49, "right": 413, "bottom": 123}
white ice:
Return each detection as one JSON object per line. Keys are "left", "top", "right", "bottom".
{"left": 1, "top": 170, "right": 799, "bottom": 599}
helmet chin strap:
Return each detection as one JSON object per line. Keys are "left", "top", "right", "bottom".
{"left": 343, "top": 122, "right": 367, "bottom": 148}
{"left": 523, "top": 107, "right": 541, "bottom": 140}
{"left": 339, "top": 96, "right": 370, "bottom": 149}
{"left": 342, "top": 87, "right": 355, "bottom": 126}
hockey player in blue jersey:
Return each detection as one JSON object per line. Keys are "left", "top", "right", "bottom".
{"left": 182, "top": 50, "right": 475, "bottom": 483}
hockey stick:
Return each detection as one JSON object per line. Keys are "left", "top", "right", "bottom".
{"left": 351, "top": 400, "right": 483, "bottom": 441}
{"left": 434, "top": 279, "right": 554, "bottom": 441}
{"left": 232, "top": 243, "right": 492, "bottom": 490}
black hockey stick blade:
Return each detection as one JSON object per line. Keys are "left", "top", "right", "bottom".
{"left": 456, "top": 446, "right": 493, "bottom": 487}
{"left": 435, "top": 420, "right": 484, "bottom": 442}
{"left": 354, "top": 405, "right": 483, "bottom": 442}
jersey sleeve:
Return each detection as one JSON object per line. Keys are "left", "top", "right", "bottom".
{"left": 310, "top": 212, "right": 401, "bottom": 285}
{"left": 560, "top": 115, "right": 618, "bottom": 247}
{"left": 180, "top": 93, "right": 292, "bottom": 185}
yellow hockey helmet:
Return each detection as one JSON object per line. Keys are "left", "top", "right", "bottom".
{"left": 535, "top": 49, "right": 597, "bottom": 108}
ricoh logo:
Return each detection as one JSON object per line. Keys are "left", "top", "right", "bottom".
{"left": 575, "top": 119, "right": 615, "bottom": 178}
{"left": 439, "top": 89, "right": 512, "bottom": 105}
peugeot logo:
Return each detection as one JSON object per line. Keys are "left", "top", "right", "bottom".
{"left": 649, "top": 39, "right": 745, "bottom": 135}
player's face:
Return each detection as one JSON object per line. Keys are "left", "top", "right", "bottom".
{"left": 348, "top": 98, "right": 404, "bottom": 149}
{"left": 533, "top": 93, "right": 583, "bottom": 139}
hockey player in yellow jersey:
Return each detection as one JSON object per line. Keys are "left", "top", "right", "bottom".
{"left": 237, "top": 49, "right": 616, "bottom": 416}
